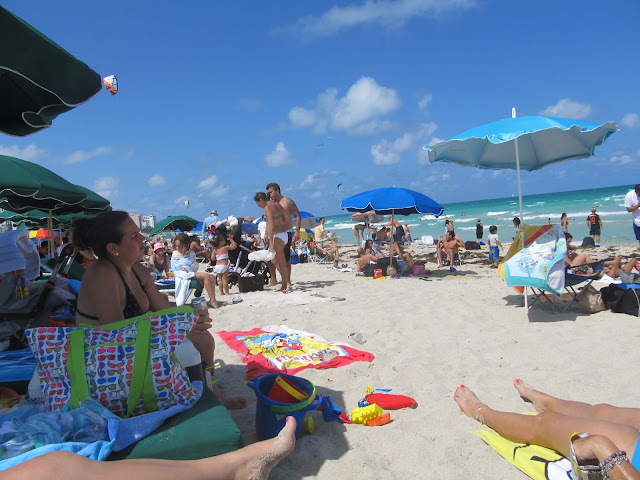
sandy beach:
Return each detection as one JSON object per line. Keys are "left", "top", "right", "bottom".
{"left": 201, "top": 242, "right": 639, "bottom": 480}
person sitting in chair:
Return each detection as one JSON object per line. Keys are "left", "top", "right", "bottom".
{"left": 437, "top": 230, "right": 464, "bottom": 269}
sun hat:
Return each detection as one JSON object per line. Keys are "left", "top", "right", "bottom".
{"left": 153, "top": 242, "right": 164, "bottom": 252}
{"left": 211, "top": 210, "right": 218, "bottom": 215}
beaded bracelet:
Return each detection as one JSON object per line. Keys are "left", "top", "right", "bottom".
{"left": 600, "top": 450, "right": 626, "bottom": 469}
{"left": 600, "top": 451, "right": 629, "bottom": 480}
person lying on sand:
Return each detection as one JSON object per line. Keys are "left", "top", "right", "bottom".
{"left": 455, "top": 381, "right": 640, "bottom": 478}
{"left": 1, "top": 417, "right": 297, "bottom": 480}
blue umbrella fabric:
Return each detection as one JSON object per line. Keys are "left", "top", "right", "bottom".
{"left": 426, "top": 116, "right": 618, "bottom": 172}
{"left": 340, "top": 187, "right": 444, "bottom": 217}
{"left": 296, "top": 211, "right": 320, "bottom": 230}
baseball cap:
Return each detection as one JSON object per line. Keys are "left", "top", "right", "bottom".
{"left": 211, "top": 210, "right": 218, "bottom": 215}
{"left": 153, "top": 242, "right": 164, "bottom": 251}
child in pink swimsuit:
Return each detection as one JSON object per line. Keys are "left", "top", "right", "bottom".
{"left": 210, "top": 233, "right": 236, "bottom": 295}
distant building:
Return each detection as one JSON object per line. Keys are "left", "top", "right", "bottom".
{"left": 129, "top": 213, "right": 141, "bottom": 229}
{"left": 140, "top": 214, "right": 156, "bottom": 230}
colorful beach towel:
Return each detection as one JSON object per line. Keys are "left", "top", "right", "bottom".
{"left": 499, "top": 224, "right": 567, "bottom": 297}
{"left": 216, "top": 324, "right": 374, "bottom": 379}
{"left": 476, "top": 426, "right": 572, "bottom": 480}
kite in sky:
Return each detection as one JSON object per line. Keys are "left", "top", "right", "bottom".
{"left": 103, "top": 75, "right": 118, "bottom": 95}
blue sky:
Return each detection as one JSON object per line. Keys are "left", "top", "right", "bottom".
{"left": 3, "top": 0, "right": 639, "bottom": 222}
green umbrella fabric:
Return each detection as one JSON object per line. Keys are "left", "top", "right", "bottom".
{"left": 149, "top": 216, "right": 199, "bottom": 236}
{"left": 0, "top": 209, "right": 94, "bottom": 228}
{"left": 0, "top": 154, "right": 88, "bottom": 213}
{"left": 73, "top": 184, "right": 111, "bottom": 212}
{"left": 0, "top": 6, "right": 102, "bottom": 137}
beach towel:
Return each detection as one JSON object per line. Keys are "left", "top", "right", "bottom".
{"left": 216, "top": 324, "right": 374, "bottom": 379}
{"left": 501, "top": 224, "right": 566, "bottom": 297}
{"left": 171, "top": 251, "right": 197, "bottom": 306}
{"left": 476, "top": 425, "right": 572, "bottom": 480}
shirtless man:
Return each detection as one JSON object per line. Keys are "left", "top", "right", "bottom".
{"left": 437, "top": 230, "right": 465, "bottom": 268}
{"left": 384, "top": 216, "right": 405, "bottom": 244}
{"left": 356, "top": 250, "right": 382, "bottom": 272}
{"left": 266, "top": 183, "right": 301, "bottom": 285}
{"left": 254, "top": 192, "right": 290, "bottom": 293}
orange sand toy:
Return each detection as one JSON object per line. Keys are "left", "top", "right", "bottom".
{"left": 366, "top": 412, "right": 391, "bottom": 426}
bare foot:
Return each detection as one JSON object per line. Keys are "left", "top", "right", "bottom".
{"left": 238, "top": 417, "right": 297, "bottom": 480}
{"left": 514, "top": 379, "right": 547, "bottom": 413}
{"left": 213, "top": 384, "right": 248, "bottom": 410}
{"left": 454, "top": 385, "right": 486, "bottom": 424}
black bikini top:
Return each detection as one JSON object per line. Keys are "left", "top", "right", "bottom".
{"left": 76, "top": 261, "right": 149, "bottom": 321}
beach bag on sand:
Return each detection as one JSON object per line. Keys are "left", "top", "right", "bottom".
{"left": 581, "top": 237, "right": 595, "bottom": 248}
{"left": 465, "top": 241, "right": 480, "bottom": 250}
{"left": 601, "top": 284, "right": 640, "bottom": 316}
{"left": 26, "top": 306, "right": 200, "bottom": 418}
{"left": 577, "top": 285, "right": 605, "bottom": 314}
{"left": 362, "top": 263, "right": 376, "bottom": 277}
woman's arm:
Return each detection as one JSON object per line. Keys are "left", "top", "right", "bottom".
{"left": 573, "top": 435, "right": 640, "bottom": 480}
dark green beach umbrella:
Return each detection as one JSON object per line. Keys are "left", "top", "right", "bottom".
{"left": 0, "top": 6, "right": 102, "bottom": 137}
{"left": 0, "top": 154, "right": 88, "bottom": 213}
{"left": 0, "top": 209, "right": 95, "bottom": 228}
{"left": 73, "top": 184, "right": 111, "bottom": 212}
{"left": 149, "top": 216, "right": 199, "bottom": 236}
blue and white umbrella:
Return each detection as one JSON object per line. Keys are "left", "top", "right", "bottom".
{"left": 297, "top": 211, "right": 319, "bottom": 230}
{"left": 340, "top": 187, "right": 444, "bottom": 217}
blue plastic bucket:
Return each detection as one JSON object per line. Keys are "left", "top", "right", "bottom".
{"left": 247, "top": 374, "right": 319, "bottom": 440}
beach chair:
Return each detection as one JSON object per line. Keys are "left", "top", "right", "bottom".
{"left": 528, "top": 261, "right": 608, "bottom": 313}
{"left": 309, "top": 244, "right": 330, "bottom": 264}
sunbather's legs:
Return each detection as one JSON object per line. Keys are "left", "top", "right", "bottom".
{"left": 569, "top": 253, "right": 596, "bottom": 267}
{"left": 2, "top": 417, "right": 296, "bottom": 480}
{"left": 514, "top": 379, "right": 640, "bottom": 429}
{"left": 454, "top": 385, "right": 639, "bottom": 461}
{"left": 194, "top": 271, "right": 217, "bottom": 304}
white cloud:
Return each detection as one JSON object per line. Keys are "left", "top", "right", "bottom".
{"left": 539, "top": 99, "right": 592, "bottom": 119}
{"left": 63, "top": 146, "right": 113, "bottom": 165}
{"left": 209, "top": 185, "right": 230, "bottom": 197}
{"left": 288, "top": 77, "right": 400, "bottom": 136}
{"left": 265, "top": 142, "right": 295, "bottom": 167}
{"left": 425, "top": 173, "right": 450, "bottom": 183}
{"left": 0, "top": 143, "right": 45, "bottom": 162}
{"left": 197, "top": 176, "right": 218, "bottom": 189}
{"left": 371, "top": 122, "right": 437, "bottom": 165}
{"left": 311, "top": 191, "right": 323, "bottom": 199}
{"left": 610, "top": 153, "right": 633, "bottom": 165}
{"left": 418, "top": 93, "right": 433, "bottom": 112}
{"left": 148, "top": 174, "right": 166, "bottom": 187}
{"left": 93, "top": 176, "right": 119, "bottom": 199}
{"left": 283, "top": 0, "right": 477, "bottom": 37}
{"left": 621, "top": 113, "right": 640, "bottom": 128}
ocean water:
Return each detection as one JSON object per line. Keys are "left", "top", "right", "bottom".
{"left": 322, "top": 184, "right": 636, "bottom": 247}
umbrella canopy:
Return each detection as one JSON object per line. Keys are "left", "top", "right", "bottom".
{"left": 427, "top": 112, "right": 618, "bottom": 308}
{"left": 149, "top": 216, "right": 199, "bottom": 236}
{"left": 0, "top": 209, "right": 94, "bottom": 228}
{"left": 0, "top": 6, "right": 102, "bottom": 137}
{"left": 341, "top": 187, "right": 444, "bottom": 217}
{"left": 241, "top": 222, "right": 259, "bottom": 234}
{"left": 35, "top": 227, "right": 59, "bottom": 239}
{"left": 297, "top": 211, "right": 319, "bottom": 230}
{"left": 73, "top": 184, "right": 111, "bottom": 212}
{"left": 349, "top": 211, "right": 384, "bottom": 224}
{"left": 427, "top": 116, "right": 618, "bottom": 171}
{"left": 0, "top": 154, "right": 89, "bottom": 213}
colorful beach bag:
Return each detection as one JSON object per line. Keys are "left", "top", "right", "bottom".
{"left": 26, "top": 306, "right": 200, "bottom": 418}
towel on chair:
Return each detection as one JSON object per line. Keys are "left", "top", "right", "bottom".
{"left": 0, "top": 230, "right": 40, "bottom": 280}
{"left": 171, "top": 251, "right": 197, "bottom": 306}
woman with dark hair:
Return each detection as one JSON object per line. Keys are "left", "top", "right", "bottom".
{"left": 72, "top": 211, "right": 246, "bottom": 410}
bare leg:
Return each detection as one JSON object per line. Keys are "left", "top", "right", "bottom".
{"left": 454, "top": 385, "right": 639, "bottom": 461}
{"left": 267, "top": 261, "right": 278, "bottom": 287}
{"left": 437, "top": 247, "right": 444, "bottom": 267}
{"left": 352, "top": 227, "right": 361, "bottom": 247}
{"left": 194, "top": 272, "right": 217, "bottom": 305}
{"left": 514, "top": 379, "right": 640, "bottom": 429}
{"left": 2, "top": 417, "right": 296, "bottom": 480}
{"left": 221, "top": 271, "right": 229, "bottom": 295}
{"left": 272, "top": 238, "right": 290, "bottom": 292}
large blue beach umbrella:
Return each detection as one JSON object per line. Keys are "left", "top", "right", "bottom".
{"left": 341, "top": 186, "right": 444, "bottom": 254}
{"left": 427, "top": 112, "right": 618, "bottom": 306}
{"left": 427, "top": 114, "right": 617, "bottom": 220}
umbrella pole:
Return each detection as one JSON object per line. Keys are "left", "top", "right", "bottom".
{"left": 48, "top": 210, "right": 54, "bottom": 258}
{"left": 512, "top": 108, "right": 527, "bottom": 310}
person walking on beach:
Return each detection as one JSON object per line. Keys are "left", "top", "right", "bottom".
{"left": 586, "top": 207, "right": 603, "bottom": 247}
{"left": 476, "top": 219, "right": 484, "bottom": 244}
{"left": 202, "top": 210, "right": 219, "bottom": 238}
{"left": 266, "top": 182, "right": 301, "bottom": 284}
{"left": 255, "top": 191, "right": 291, "bottom": 293}
{"left": 487, "top": 225, "right": 502, "bottom": 267}
{"left": 625, "top": 185, "right": 640, "bottom": 249}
